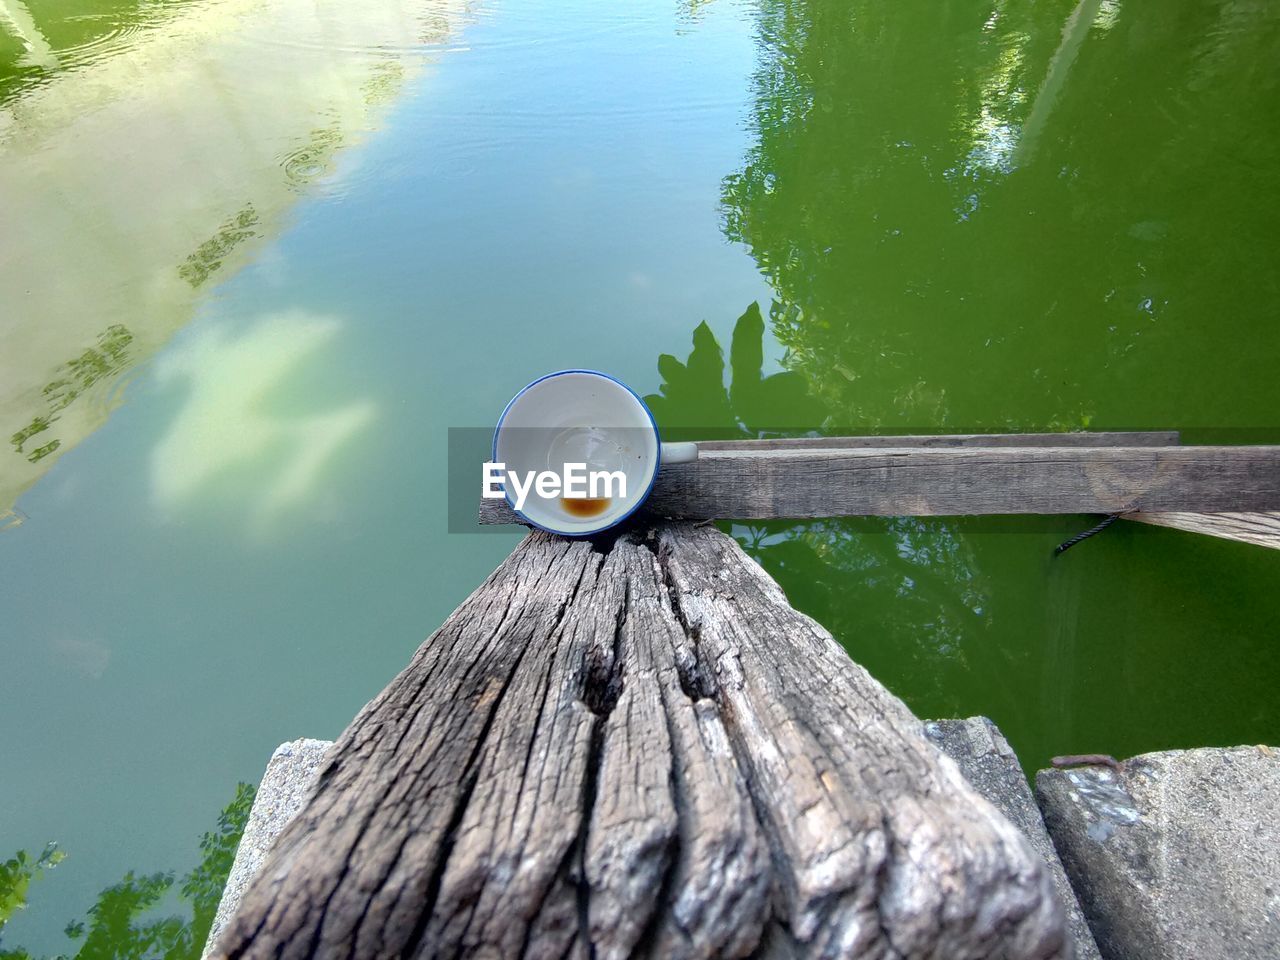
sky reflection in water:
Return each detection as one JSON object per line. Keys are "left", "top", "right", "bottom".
{"left": 2, "top": 0, "right": 1279, "bottom": 952}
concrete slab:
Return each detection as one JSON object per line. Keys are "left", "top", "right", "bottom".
{"left": 202, "top": 738, "right": 333, "bottom": 959}
{"left": 1036, "top": 745, "right": 1280, "bottom": 960}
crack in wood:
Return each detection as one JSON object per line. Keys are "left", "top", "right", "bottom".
{"left": 212, "top": 525, "right": 1067, "bottom": 960}
{"left": 404, "top": 637, "right": 534, "bottom": 958}
{"left": 576, "top": 713, "right": 605, "bottom": 960}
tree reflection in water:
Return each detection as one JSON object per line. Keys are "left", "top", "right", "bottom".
{"left": 719, "top": 0, "right": 1280, "bottom": 431}
{"left": 0, "top": 784, "right": 252, "bottom": 960}
{"left": 643, "top": 302, "right": 824, "bottom": 439}
{"left": 701, "top": 0, "right": 1280, "bottom": 759}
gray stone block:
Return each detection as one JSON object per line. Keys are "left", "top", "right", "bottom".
{"left": 1036, "top": 745, "right": 1280, "bottom": 960}
{"left": 202, "top": 738, "right": 333, "bottom": 959}
{"left": 926, "top": 717, "right": 1102, "bottom": 960}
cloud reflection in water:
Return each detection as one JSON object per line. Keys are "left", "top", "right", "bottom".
{"left": 149, "top": 311, "right": 375, "bottom": 527}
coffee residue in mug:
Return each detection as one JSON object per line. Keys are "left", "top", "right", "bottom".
{"left": 562, "top": 496, "right": 611, "bottom": 518}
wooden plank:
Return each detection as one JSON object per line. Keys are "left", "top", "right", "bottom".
{"left": 695, "top": 430, "right": 1181, "bottom": 451}
{"left": 1124, "top": 511, "right": 1280, "bottom": 550}
{"left": 479, "top": 445, "right": 1280, "bottom": 523}
{"left": 210, "top": 524, "right": 1066, "bottom": 959}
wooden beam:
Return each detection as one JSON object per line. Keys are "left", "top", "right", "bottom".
{"left": 1124, "top": 511, "right": 1280, "bottom": 550}
{"left": 210, "top": 525, "right": 1066, "bottom": 959}
{"left": 694, "top": 430, "right": 1181, "bottom": 451}
{"left": 479, "top": 445, "right": 1280, "bottom": 523}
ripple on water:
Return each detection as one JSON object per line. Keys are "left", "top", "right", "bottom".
{"left": 229, "top": 0, "right": 493, "bottom": 59}
{"left": 55, "top": 16, "right": 155, "bottom": 71}
{"left": 280, "top": 146, "right": 330, "bottom": 185}
{"left": 227, "top": 0, "right": 671, "bottom": 60}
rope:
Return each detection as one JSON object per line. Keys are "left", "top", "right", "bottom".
{"left": 1054, "top": 513, "right": 1122, "bottom": 556}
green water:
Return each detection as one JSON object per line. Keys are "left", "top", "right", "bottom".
{"left": 2, "top": 0, "right": 1278, "bottom": 952}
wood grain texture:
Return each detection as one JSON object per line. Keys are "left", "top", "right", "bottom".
{"left": 211, "top": 525, "right": 1066, "bottom": 960}
{"left": 694, "top": 432, "right": 1180, "bottom": 451}
{"left": 1124, "top": 511, "right": 1280, "bottom": 549}
{"left": 479, "top": 445, "right": 1280, "bottom": 523}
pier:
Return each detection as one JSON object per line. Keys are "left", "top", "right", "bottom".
{"left": 479, "top": 432, "right": 1280, "bottom": 548}
{"left": 209, "top": 524, "right": 1069, "bottom": 958}
{"left": 206, "top": 431, "right": 1280, "bottom": 959}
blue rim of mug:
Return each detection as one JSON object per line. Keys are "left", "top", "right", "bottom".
{"left": 492, "top": 369, "right": 662, "bottom": 537}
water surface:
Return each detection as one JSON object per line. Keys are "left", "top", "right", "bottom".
{"left": 2, "top": 0, "right": 1278, "bottom": 952}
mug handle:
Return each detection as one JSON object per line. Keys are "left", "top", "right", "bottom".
{"left": 660, "top": 441, "right": 699, "bottom": 464}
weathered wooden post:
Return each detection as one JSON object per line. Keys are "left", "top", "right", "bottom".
{"left": 210, "top": 523, "right": 1067, "bottom": 960}
{"left": 480, "top": 433, "right": 1280, "bottom": 549}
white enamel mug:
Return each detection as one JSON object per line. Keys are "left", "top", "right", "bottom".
{"left": 492, "top": 370, "right": 698, "bottom": 536}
